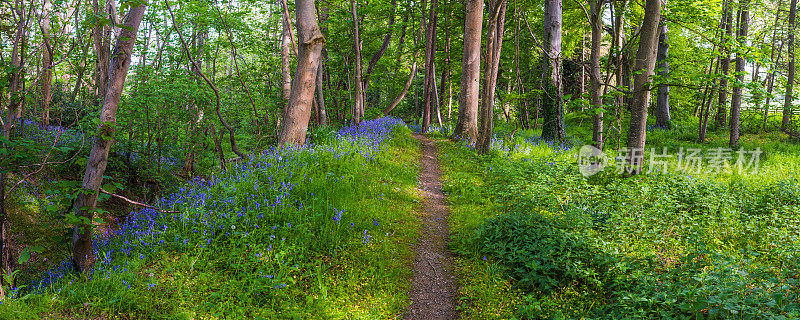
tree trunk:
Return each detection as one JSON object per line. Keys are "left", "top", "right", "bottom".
{"left": 92, "top": 0, "right": 114, "bottom": 103}
{"left": 453, "top": 0, "right": 483, "bottom": 141}
{"left": 279, "top": 0, "right": 326, "bottom": 145}
{"left": 280, "top": 0, "right": 295, "bottom": 102}
{"left": 655, "top": 5, "right": 671, "bottom": 129}
{"left": 589, "top": 0, "right": 604, "bottom": 148}
{"left": 72, "top": 2, "right": 147, "bottom": 273}
{"left": 783, "top": 0, "right": 797, "bottom": 131}
{"left": 422, "top": 0, "right": 439, "bottom": 133}
{"left": 540, "top": 0, "right": 564, "bottom": 141}
{"left": 40, "top": 0, "right": 54, "bottom": 126}
{"left": 715, "top": 1, "right": 734, "bottom": 128}
{"left": 625, "top": 0, "right": 662, "bottom": 174}
{"left": 730, "top": 0, "right": 750, "bottom": 149}
{"left": 383, "top": 62, "right": 418, "bottom": 114}
{"left": 363, "top": 0, "right": 397, "bottom": 94}
{"left": 351, "top": 0, "right": 365, "bottom": 124}
{"left": 477, "top": 0, "right": 507, "bottom": 154}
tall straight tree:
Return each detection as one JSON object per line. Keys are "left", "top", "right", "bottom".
{"left": 626, "top": 0, "right": 662, "bottom": 173}
{"left": 477, "top": 0, "right": 507, "bottom": 153}
{"left": 783, "top": 0, "right": 797, "bottom": 131}
{"left": 279, "top": 0, "right": 326, "bottom": 145}
{"left": 655, "top": 0, "right": 671, "bottom": 129}
{"left": 589, "top": 0, "right": 605, "bottom": 148}
{"left": 351, "top": 0, "right": 365, "bottom": 124}
{"left": 715, "top": 0, "right": 734, "bottom": 128}
{"left": 453, "top": 0, "right": 483, "bottom": 141}
{"left": 40, "top": 0, "right": 54, "bottom": 126}
{"left": 540, "top": 0, "right": 564, "bottom": 141}
{"left": 422, "top": 0, "right": 439, "bottom": 133}
{"left": 72, "top": 2, "right": 147, "bottom": 272}
{"left": 730, "top": 0, "right": 750, "bottom": 149}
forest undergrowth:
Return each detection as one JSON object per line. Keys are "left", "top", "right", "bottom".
{"left": 438, "top": 116, "right": 800, "bottom": 319}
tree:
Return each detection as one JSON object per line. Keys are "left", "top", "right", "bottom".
{"left": 540, "top": 0, "right": 564, "bottom": 141}
{"left": 730, "top": 0, "right": 750, "bottom": 149}
{"left": 589, "top": 0, "right": 605, "bottom": 148}
{"left": 783, "top": 0, "right": 797, "bottom": 131}
{"left": 715, "top": 0, "right": 734, "bottom": 128}
{"left": 279, "top": 0, "right": 296, "bottom": 102}
{"left": 453, "top": 0, "right": 483, "bottom": 141}
{"left": 40, "top": 0, "right": 54, "bottom": 126}
{"left": 72, "top": 2, "right": 147, "bottom": 272}
{"left": 655, "top": 0, "right": 671, "bottom": 129}
{"left": 477, "top": 0, "right": 507, "bottom": 154}
{"left": 626, "top": 0, "right": 662, "bottom": 174}
{"left": 278, "top": 0, "right": 326, "bottom": 145}
{"left": 422, "top": 0, "right": 439, "bottom": 133}
{"left": 351, "top": 0, "right": 365, "bottom": 124}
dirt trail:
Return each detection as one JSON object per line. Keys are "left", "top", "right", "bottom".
{"left": 405, "top": 134, "right": 458, "bottom": 320}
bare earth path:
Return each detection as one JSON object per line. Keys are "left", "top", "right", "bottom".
{"left": 405, "top": 134, "right": 458, "bottom": 320}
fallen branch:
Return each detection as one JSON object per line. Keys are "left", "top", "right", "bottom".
{"left": 99, "top": 188, "right": 180, "bottom": 214}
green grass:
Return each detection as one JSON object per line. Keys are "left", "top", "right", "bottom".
{"left": 438, "top": 115, "right": 800, "bottom": 319}
{"left": 0, "top": 125, "right": 421, "bottom": 319}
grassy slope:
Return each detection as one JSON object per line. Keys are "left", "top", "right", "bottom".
{"left": 1, "top": 123, "right": 421, "bottom": 319}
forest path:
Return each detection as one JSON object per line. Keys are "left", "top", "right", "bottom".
{"left": 405, "top": 134, "right": 458, "bottom": 320}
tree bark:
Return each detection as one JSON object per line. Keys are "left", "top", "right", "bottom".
{"left": 72, "top": 2, "right": 147, "bottom": 272}
{"left": 92, "top": 0, "right": 115, "bottom": 103}
{"left": 589, "top": 0, "right": 604, "bottom": 148}
{"left": 363, "top": 0, "right": 397, "bottom": 94}
{"left": 730, "top": 0, "right": 750, "bottom": 149}
{"left": 351, "top": 0, "right": 365, "bottom": 124}
{"left": 783, "top": 0, "right": 797, "bottom": 131}
{"left": 655, "top": 3, "right": 671, "bottom": 129}
{"left": 625, "top": 0, "right": 662, "bottom": 174}
{"left": 715, "top": 1, "right": 734, "bottom": 128}
{"left": 477, "top": 0, "right": 507, "bottom": 153}
{"left": 540, "top": 0, "right": 564, "bottom": 141}
{"left": 453, "top": 0, "right": 484, "bottom": 141}
{"left": 40, "top": 0, "right": 54, "bottom": 126}
{"left": 280, "top": 0, "right": 296, "bottom": 102}
{"left": 278, "top": 0, "right": 326, "bottom": 145}
{"left": 422, "top": 0, "right": 439, "bottom": 133}
{"left": 383, "top": 62, "right": 418, "bottom": 114}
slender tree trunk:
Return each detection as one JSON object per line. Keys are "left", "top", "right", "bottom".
{"left": 625, "top": 0, "right": 662, "bottom": 174}
{"left": 589, "top": 0, "right": 604, "bottom": 148}
{"left": 540, "top": 0, "right": 564, "bottom": 141}
{"left": 730, "top": 0, "right": 750, "bottom": 148}
{"left": 422, "top": 0, "right": 439, "bottom": 133}
{"left": 40, "top": 0, "right": 54, "bottom": 126}
{"left": 279, "top": 0, "right": 326, "bottom": 145}
{"left": 655, "top": 3, "right": 671, "bottom": 129}
{"left": 351, "top": 0, "right": 365, "bottom": 124}
{"left": 715, "top": 1, "right": 734, "bottom": 128}
{"left": 72, "top": 2, "right": 147, "bottom": 272}
{"left": 363, "top": 0, "right": 396, "bottom": 94}
{"left": 383, "top": 62, "right": 418, "bottom": 114}
{"left": 453, "top": 0, "right": 483, "bottom": 141}
{"left": 477, "top": 0, "right": 507, "bottom": 153}
{"left": 783, "top": 0, "right": 797, "bottom": 131}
